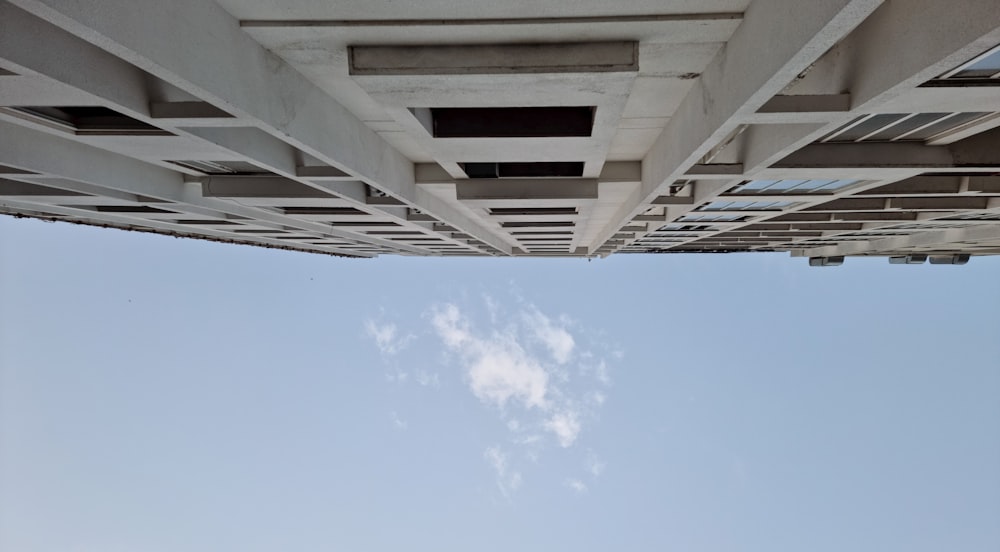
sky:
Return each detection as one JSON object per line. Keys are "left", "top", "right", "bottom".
{"left": 1, "top": 215, "right": 998, "bottom": 552}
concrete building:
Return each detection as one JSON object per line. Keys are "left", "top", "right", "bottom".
{"left": 2, "top": 0, "right": 999, "bottom": 263}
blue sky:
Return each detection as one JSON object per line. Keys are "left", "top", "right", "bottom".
{"left": 1, "top": 215, "right": 999, "bottom": 552}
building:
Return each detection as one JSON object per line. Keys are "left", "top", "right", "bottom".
{"left": 1, "top": 0, "right": 999, "bottom": 263}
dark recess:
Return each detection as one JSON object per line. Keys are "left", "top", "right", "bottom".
{"left": 432, "top": 106, "right": 594, "bottom": 137}
{"left": 490, "top": 207, "right": 578, "bottom": 215}
{"left": 462, "top": 162, "right": 584, "bottom": 178}
{"left": 14, "top": 106, "right": 173, "bottom": 135}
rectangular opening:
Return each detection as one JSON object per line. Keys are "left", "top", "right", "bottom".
{"left": 282, "top": 207, "right": 366, "bottom": 215}
{"left": 167, "top": 160, "right": 267, "bottom": 175}
{"left": 431, "top": 107, "right": 594, "bottom": 138}
{"left": 731, "top": 179, "right": 858, "bottom": 194}
{"left": 462, "top": 162, "right": 584, "bottom": 179}
{"left": 10, "top": 106, "right": 173, "bottom": 136}
{"left": 501, "top": 221, "right": 575, "bottom": 228}
{"left": 820, "top": 112, "right": 993, "bottom": 142}
{"left": 925, "top": 44, "right": 1000, "bottom": 85}
{"left": 174, "top": 219, "right": 240, "bottom": 225}
{"left": 329, "top": 221, "right": 398, "bottom": 227}
{"left": 95, "top": 205, "right": 175, "bottom": 214}
{"left": 489, "top": 207, "right": 578, "bottom": 216}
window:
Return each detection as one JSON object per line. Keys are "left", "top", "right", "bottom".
{"left": 925, "top": 44, "right": 1000, "bottom": 85}
{"left": 731, "top": 179, "right": 858, "bottom": 194}
{"left": 820, "top": 112, "right": 993, "bottom": 142}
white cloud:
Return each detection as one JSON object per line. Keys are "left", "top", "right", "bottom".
{"left": 415, "top": 369, "right": 440, "bottom": 387}
{"left": 385, "top": 369, "right": 408, "bottom": 384}
{"left": 513, "top": 434, "right": 542, "bottom": 446}
{"left": 585, "top": 451, "right": 605, "bottom": 477}
{"left": 587, "top": 391, "right": 606, "bottom": 406}
{"left": 431, "top": 304, "right": 549, "bottom": 409}
{"left": 364, "top": 319, "right": 413, "bottom": 356}
{"left": 420, "top": 297, "right": 623, "bottom": 494}
{"left": 390, "top": 411, "right": 408, "bottom": 431}
{"left": 545, "top": 409, "right": 582, "bottom": 447}
{"left": 594, "top": 360, "right": 611, "bottom": 385}
{"left": 565, "top": 478, "right": 588, "bottom": 494}
{"left": 524, "top": 308, "right": 575, "bottom": 365}
{"left": 484, "top": 293, "right": 501, "bottom": 324}
{"left": 485, "top": 445, "right": 507, "bottom": 474}
{"left": 484, "top": 445, "right": 521, "bottom": 498}
{"left": 509, "top": 471, "right": 523, "bottom": 492}
{"left": 429, "top": 303, "right": 470, "bottom": 349}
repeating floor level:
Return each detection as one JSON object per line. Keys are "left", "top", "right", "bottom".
{"left": 2, "top": 0, "right": 1000, "bottom": 264}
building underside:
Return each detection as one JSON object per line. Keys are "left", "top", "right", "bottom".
{"left": 2, "top": 0, "right": 1000, "bottom": 263}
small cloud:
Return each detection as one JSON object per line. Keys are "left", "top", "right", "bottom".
{"left": 513, "top": 434, "right": 542, "bottom": 446}
{"left": 594, "top": 360, "right": 611, "bottom": 385}
{"left": 390, "top": 411, "right": 408, "bottom": 431}
{"left": 509, "top": 471, "right": 523, "bottom": 492}
{"left": 485, "top": 445, "right": 507, "bottom": 474}
{"left": 385, "top": 370, "right": 409, "bottom": 384}
{"left": 484, "top": 294, "right": 501, "bottom": 323}
{"left": 564, "top": 478, "right": 588, "bottom": 494}
{"left": 544, "top": 409, "right": 581, "bottom": 447}
{"left": 365, "top": 319, "right": 413, "bottom": 356}
{"left": 484, "top": 445, "right": 521, "bottom": 498}
{"left": 524, "top": 308, "right": 575, "bottom": 365}
{"left": 415, "top": 369, "right": 440, "bottom": 388}
{"left": 586, "top": 391, "right": 606, "bottom": 406}
{"left": 429, "top": 303, "right": 470, "bottom": 349}
{"left": 585, "top": 451, "right": 605, "bottom": 477}
{"left": 425, "top": 297, "right": 623, "bottom": 493}
{"left": 431, "top": 304, "right": 549, "bottom": 410}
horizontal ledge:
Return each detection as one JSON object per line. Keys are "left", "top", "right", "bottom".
{"left": 350, "top": 42, "right": 638, "bottom": 76}
{"left": 683, "top": 163, "right": 744, "bottom": 178}
{"left": 242, "top": 13, "right": 743, "bottom": 28}
{"left": 652, "top": 195, "right": 695, "bottom": 205}
{"left": 296, "top": 165, "right": 352, "bottom": 180}
{"left": 456, "top": 178, "right": 597, "bottom": 201}
{"left": 756, "top": 94, "right": 852, "bottom": 114}
{"left": 149, "top": 101, "right": 234, "bottom": 119}
{"left": 201, "top": 176, "right": 333, "bottom": 198}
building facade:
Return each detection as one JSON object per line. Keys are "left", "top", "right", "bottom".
{"left": 2, "top": 0, "right": 999, "bottom": 263}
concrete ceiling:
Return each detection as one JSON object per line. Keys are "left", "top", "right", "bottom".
{"left": 2, "top": 0, "right": 1000, "bottom": 263}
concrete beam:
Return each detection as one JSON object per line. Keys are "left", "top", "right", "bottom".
{"left": 0, "top": 120, "right": 427, "bottom": 254}
{"left": 241, "top": 12, "right": 743, "bottom": 29}
{"left": 0, "top": 197, "right": 371, "bottom": 257}
{"left": 0, "top": 4, "right": 497, "bottom": 255}
{"left": 756, "top": 94, "right": 852, "bottom": 114}
{"left": 350, "top": 42, "right": 638, "bottom": 76}
{"left": 456, "top": 179, "right": 598, "bottom": 201}
{"left": 590, "top": 0, "right": 883, "bottom": 253}
{"left": 9, "top": 0, "right": 513, "bottom": 255}
{"left": 792, "top": 0, "right": 1000, "bottom": 107}
{"left": 774, "top": 141, "right": 1000, "bottom": 170}
{"left": 794, "top": 224, "right": 1000, "bottom": 258}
